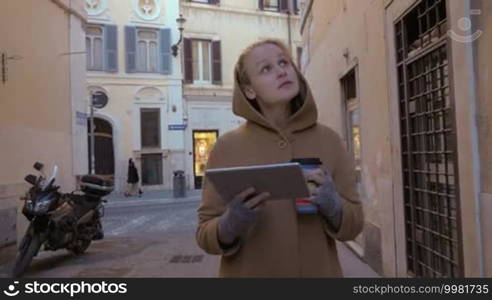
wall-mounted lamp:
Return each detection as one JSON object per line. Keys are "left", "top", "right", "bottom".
{"left": 2, "top": 52, "right": 23, "bottom": 84}
{"left": 171, "top": 14, "right": 187, "bottom": 57}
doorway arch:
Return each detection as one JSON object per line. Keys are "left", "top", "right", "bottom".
{"left": 88, "top": 117, "right": 115, "bottom": 176}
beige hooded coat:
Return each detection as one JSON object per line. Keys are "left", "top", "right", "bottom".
{"left": 196, "top": 68, "right": 364, "bottom": 277}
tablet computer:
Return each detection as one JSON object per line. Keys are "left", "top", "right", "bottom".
{"left": 205, "top": 162, "right": 310, "bottom": 201}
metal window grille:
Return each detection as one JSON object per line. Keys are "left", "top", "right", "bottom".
{"left": 394, "top": 0, "right": 463, "bottom": 277}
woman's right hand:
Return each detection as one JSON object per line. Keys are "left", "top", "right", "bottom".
{"left": 217, "top": 187, "right": 270, "bottom": 246}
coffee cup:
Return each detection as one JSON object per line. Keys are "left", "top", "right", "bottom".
{"left": 290, "top": 158, "right": 322, "bottom": 214}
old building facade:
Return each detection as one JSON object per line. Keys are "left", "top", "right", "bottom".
{"left": 85, "top": 0, "right": 302, "bottom": 193}
{"left": 181, "top": 0, "right": 302, "bottom": 189}
{"left": 0, "top": 0, "right": 87, "bottom": 247}
{"left": 301, "top": 0, "right": 491, "bottom": 277}
{"left": 85, "top": 0, "right": 185, "bottom": 193}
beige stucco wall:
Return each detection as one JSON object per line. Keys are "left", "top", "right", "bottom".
{"left": 304, "top": 0, "right": 490, "bottom": 277}
{"left": 474, "top": 0, "right": 492, "bottom": 277}
{"left": 302, "top": 0, "right": 393, "bottom": 276}
{"left": 475, "top": 0, "right": 492, "bottom": 193}
{"left": 0, "top": 0, "right": 86, "bottom": 246}
{"left": 446, "top": 0, "right": 484, "bottom": 277}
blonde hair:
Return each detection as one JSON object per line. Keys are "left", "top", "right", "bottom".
{"left": 235, "top": 39, "right": 295, "bottom": 86}
{"left": 234, "top": 39, "right": 304, "bottom": 114}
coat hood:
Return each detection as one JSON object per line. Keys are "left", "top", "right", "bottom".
{"left": 232, "top": 67, "right": 318, "bottom": 134}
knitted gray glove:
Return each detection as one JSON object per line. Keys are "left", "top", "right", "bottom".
{"left": 312, "top": 172, "right": 343, "bottom": 231}
{"left": 217, "top": 188, "right": 269, "bottom": 246}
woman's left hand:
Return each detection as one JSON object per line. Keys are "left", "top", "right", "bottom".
{"left": 304, "top": 169, "right": 343, "bottom": 231}
{"left": 303, "top": 169, "right": 326, "bottom": 196}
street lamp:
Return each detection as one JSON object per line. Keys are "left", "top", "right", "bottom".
{"left": 171, "top": 14, "right": 186, "bottom": 57}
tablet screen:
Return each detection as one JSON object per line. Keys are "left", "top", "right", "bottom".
{"left": 205, "top": 162, "right": 310, "bottom": 201}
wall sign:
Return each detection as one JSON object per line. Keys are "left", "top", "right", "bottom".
{"left": 168, "top": 124, "right": 187, "bottom": 130}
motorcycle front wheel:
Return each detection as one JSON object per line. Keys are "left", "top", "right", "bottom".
{"left": 11, "top": 233, "right": 42, "bottom": 277}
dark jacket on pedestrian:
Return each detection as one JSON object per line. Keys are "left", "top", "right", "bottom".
{"left": 196, "top": 65, "right": 364, "bottom": 277}
{"left": 127, "top": 160, "right": 139, "bottom": 184}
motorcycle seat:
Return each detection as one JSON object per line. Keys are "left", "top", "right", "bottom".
{"left": 81, "top": 175, "right": 112, "bottom": 186}
{"left": 80, "top": 175, "right": 114, "bottom": 197}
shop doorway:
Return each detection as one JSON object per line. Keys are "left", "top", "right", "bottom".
{"left": 193, "top": 130, "right": 218, "bottom": 189}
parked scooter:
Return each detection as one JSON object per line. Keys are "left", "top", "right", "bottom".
{"left": 12, "top": 162, "right": 114, "bottom": 277}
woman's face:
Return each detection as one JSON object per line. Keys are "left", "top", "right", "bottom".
{"left": 243, "top": 43, "right": 300, "bottom": 108}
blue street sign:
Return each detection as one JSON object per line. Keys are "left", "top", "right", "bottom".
{"left": 76, "top": 111, "right": 88, "bottom": 126}
{"left": 168, "top": 124, "right": 187, "bottom": 130}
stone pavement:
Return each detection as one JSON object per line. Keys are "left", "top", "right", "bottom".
{"left": 105, "top": 189, "right": 202, "bottom": 203}
{"left": 0, "top": 189, "right": 381, "bottom": 278}
{"left": 107, "top": 190, "right": 381, "bottom": 278}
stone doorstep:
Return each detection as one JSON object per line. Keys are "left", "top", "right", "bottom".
{"left": 0, "top": 242, "right": 16, "bottom": 267}
{"left": 0, "top": 206, "right": 17, "bottom": 249}
{"left": 0, "top": 182, "right": 33, "bottom": 249}
{"left": 0, "top": 182, "right": 26, "bottom": 203}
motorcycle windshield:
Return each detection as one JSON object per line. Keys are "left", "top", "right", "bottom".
{"left": 42, "top": 165, "right": 58, "bottom": 192}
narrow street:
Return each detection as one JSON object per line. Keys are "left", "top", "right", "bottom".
{"left": 0, "top": 196, "right": 220, "bottom": 278}
{"left": 3, "top": 0, "right": 490, "bottom": 279}
{"left": 0, "top": 193, "right": 378, "bottom": 278}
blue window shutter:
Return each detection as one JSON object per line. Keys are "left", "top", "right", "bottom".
{"left": 104, "top": 24, "right": 118, "bottom": 72}
{"left": 212, "top": 40, "right": 222, "bottom": 85}
{"left": 183, "top": 38, "right": 193, "bottom": 83}
{"left": 280, "top": 0, "right": 288, "bottom": 12}
{"left": 160, "top": 28, "right": 172, "bottom": 74}
{"left": 125, "top": 26, "right": 137, "bottom": 73}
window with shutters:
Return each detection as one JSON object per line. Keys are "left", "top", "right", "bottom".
{"left": 137, "top": 28, "right": 159, "bottom": 72}
{"left": 86, "top": 25, "right": 104, "bottom": 70}
{"left": 293, "top": 0, "right": 300, "bottom": 14}
{"left": 192, "top": 40, "right": 212, "bottom": 84}
{"left": 263, "top": 0, "right": 279, "bottom": 11}
{"left": 126, "top": 26, "right": 171, "bottom": 74}
{"left": 259, "top": 0, "right": 299, "bottom": 13}
{"left": 140, "top": 108, "right": 161, "bottom": 148}
{"left": 184, "top": 39, "right": 221, "bottom": 85}
{"left": 86, "top": 23, "right": 118, "bottom": 72}
{"left": 189, "top": 0, "right": 220, "bottom": 4}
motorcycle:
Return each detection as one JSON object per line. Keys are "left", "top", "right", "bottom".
{"left": 12, "top": 162, "right": 114, "bottom": 277}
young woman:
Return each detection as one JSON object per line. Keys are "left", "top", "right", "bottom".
{"left": 196, "top": 39, "right": 364, "bottom": 277}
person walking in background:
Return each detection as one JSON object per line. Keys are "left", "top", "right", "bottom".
{"left": 125, "top": 158, "right": 142, "bottom": 197}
